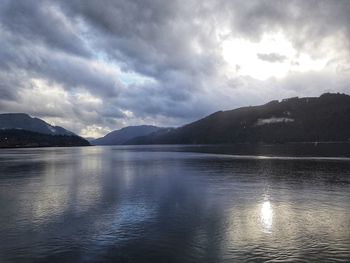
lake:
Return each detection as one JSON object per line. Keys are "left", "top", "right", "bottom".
{"left": 0, "top": 145, "right": 349, "bottom": 262}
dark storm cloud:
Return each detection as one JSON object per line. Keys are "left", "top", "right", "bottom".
{"left": 223, "top": 0, "right": 350, "bottom": 53}
{"left": 0, "top": 0, "right": 349, "bottom": 136}
{"left": 60, "top": 0, "right": 222, "bottom": 83}
{"left": 0, "top": 0, "right": 90, "bottom": 57}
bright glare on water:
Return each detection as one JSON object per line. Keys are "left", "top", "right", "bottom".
{"left": 0, "top": 145, "right": 349, "bottom": 262}
{"left": 260, "top": 201, "right": 273, "bottom": 233}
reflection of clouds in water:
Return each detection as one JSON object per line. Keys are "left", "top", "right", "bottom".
{"left": 90, "top": 202, "right": 156, "bottom": 247}
{"left": 15, "top": 148, "right": 107, "bottom": 224}
{"left": 22, "top": 153, "right": 70, "bottom": 224}
{"left": 260, "top": 201, "right": 273, "bottom": 233}
{"left": 1, "top": 147, "right": 350, "bottom": 262}
{"left": 14, "top": 146, "right": 163, "bottom": 246}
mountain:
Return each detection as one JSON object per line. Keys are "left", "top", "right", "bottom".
{"left": 0, "top": 113, "right": 74, "bottom": 135}
{"left": 0, "top": 129, "right": 90, "bottom": 148}
{"left": 127, "top": 93, "right": 350, "bottom": 144}
{"left": 91, "top": 125, "right": 165, "bottom": 145}
{"left": 0, "top": 113, "right": 90, "bottom": 148}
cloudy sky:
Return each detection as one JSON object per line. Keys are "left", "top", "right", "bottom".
{"left": 1, "top": 0, "right": 350, "bottom": 137}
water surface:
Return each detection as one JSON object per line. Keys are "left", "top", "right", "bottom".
{"left": 0, "top": 145, "right": 349, "bottom": 262}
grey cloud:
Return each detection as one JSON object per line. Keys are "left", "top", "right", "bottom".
{"left": 61, "top": 0, "right": 223, "bottom": 78}
{"left": 0, "top": 26, "right": 122, "bottom": 98}
{"left": 257, "top": 53, "right": 287, "bottom": 63}
{"left": 222, "top": 0, "right": 350, "bottom": 54}
{"left": 0, "top": 0, "right": 91, "bottom": 57}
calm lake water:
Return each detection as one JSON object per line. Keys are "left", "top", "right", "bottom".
{"left": 0, "top": 145, "right": 349, "bottom": 262}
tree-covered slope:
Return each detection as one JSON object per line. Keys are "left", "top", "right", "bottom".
{"left": 127, "top": 93, "right": 350, "bottom": 144}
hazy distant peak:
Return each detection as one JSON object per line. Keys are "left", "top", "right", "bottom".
{"left": 92, "top": 125, "right": 164, "bottom": 145}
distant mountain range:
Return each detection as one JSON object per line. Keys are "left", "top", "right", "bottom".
{"left": 126, "top": 93, "right": 350, "bottom": 144}
{"left": 3, "top": 93, "right": 350, "bottom": 148}
{"left": 91, "top": 125, "right": 168, "bottom": 145}
{"left": 0, "top": 113, "right": 90, "bottom": 148}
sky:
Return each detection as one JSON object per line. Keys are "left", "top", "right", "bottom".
{"left": 0, "top": 0, "right": 350, "bottom": 138}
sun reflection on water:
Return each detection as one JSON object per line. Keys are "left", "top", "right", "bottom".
{"left": 260, "top": 201, "right": 273, "bottom": 233}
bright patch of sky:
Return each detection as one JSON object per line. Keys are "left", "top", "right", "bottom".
{"left": 222, "top": 33, "right": 329, "bottom": 80}
{"left": 119, "top": 71, "right": 155, "bottom": 86}
{"left": 95, "top": 53, "right": 155, "bottom": 86}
